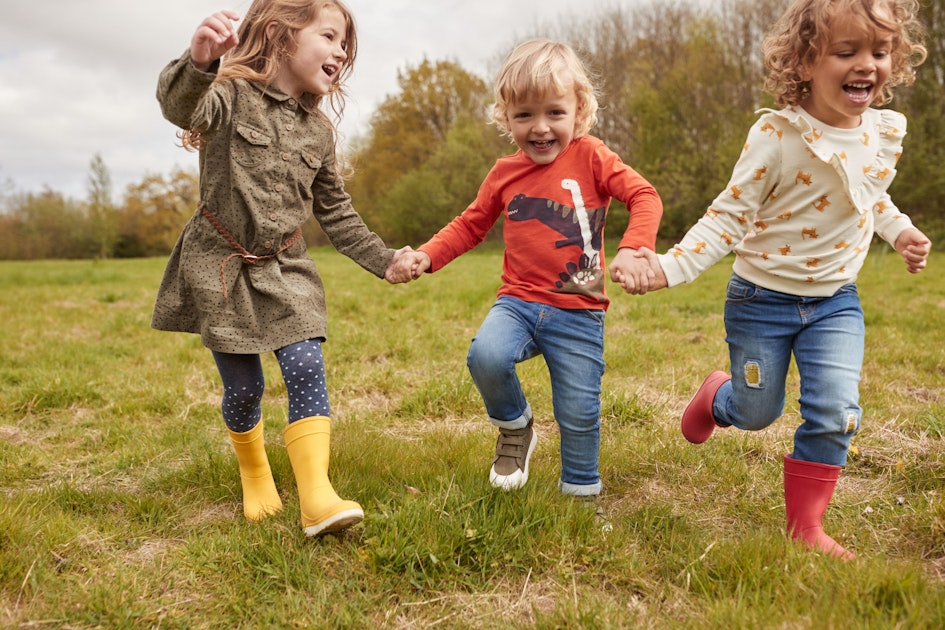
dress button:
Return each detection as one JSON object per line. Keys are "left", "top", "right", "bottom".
{"left": 282, "top": 152, "right": 290, "bottom": 161}
{"left": 274, "top": 183, "right": 284, "bottom": 192}
{"left": 269, "top": 213, "right": 277, "bottom": 221}
{"left": 264, "top": 240, "right": 273, "bottom": 249}
{"left": 285, "top": 124, "right": 294, "bottom": 131}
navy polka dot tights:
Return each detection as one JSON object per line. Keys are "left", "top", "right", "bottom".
{"left": 212, "top": 339, "right": 330, "bottom": 433}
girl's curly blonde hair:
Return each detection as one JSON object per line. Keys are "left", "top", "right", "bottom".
{"left": 491, "top": 39, "right": 599, "bottom": 140}
{"left": 762, "top": 0, "right": 927, "bottom": 107}
{"left": 180, "top": 0, "right": 357, "bottom": 150}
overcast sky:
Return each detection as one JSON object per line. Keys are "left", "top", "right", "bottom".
{"left": 0, "top": 0, "right": 704, "bottom": 201}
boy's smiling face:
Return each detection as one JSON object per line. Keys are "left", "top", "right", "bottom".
{"left": 506, "top": 77, "right": 578, "bottom": 165}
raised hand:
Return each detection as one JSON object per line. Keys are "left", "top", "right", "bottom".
{"left": 894, "top": 227, "right": 931, "bottom": 274}
{"left": 190, "top": 10, "right": 241, "bottom": 71}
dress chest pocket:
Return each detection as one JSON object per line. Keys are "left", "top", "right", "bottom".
{"left": 299, "top": 152, "right": 322, "bottom": 190}
{"left": 233, "top": 123, "right": 272, "bottom": 168}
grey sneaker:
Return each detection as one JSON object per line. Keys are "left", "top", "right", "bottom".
{"left": 489, "top": 419, "right": 537, "bottom": 490}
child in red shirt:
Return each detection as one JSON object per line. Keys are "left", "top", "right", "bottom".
{"left": 392, "top": 39, "right": 662, "bottom": 498}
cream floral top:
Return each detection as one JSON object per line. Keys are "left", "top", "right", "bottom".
{"left": 659, "top": 106, "right": 915, "bottom": 297}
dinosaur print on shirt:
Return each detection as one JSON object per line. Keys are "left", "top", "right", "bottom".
{"left": 507, "top": 178, "right": 606, "bottom": 299}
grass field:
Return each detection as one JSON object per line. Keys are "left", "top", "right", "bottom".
{"left": 1, "top": 244, "right": 943, "bottom": 628}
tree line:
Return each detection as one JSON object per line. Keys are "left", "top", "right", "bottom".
{"left": 1, "top": 0, "right": 941, "bottom": 261}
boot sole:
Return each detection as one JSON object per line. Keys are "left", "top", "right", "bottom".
{"left": 303, "top": 508, "right": 364, "bottom": 537}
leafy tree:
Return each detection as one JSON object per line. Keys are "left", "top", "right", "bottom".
{"left": 1, "top": 190, "right": 92, "bottom": 260}
{"left": 374, "top": 114, "right": 508, "bottom": 244}
{"left": 520, "top": 1, "right": 785, "bottom": 241}
{"left": 346, "top": 59, "right": 492, "bottom": 229}
{"left": 87, "top": 154, "right": 118, "bottom": 259}
{"left": 115, "top": 168, "right": 198, "bottom": 258}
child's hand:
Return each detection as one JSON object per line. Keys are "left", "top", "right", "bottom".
{"left": 385, "top": 246, "right": 414, "bottom": 283}
{"left": 406, "top": 250, "right": 431, "bottom": 279}
{"left": 632, "top": 247, "right": 667, "bottom": 292}
{"left": 385, "top": 247, "right": 430, "bottom": 284}
{"left": 190, "top": 10, "right": 241, "bottom": 71}
{"left": 894, "top": 227, "right": 931, "bottom": 274}
{"left": 609, "top": 247, "right": 655, "bottom": 295}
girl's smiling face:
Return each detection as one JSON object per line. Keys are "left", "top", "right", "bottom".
{"left": 272, "top": 6, "right": 349, "bottom": 98}
{"left": 506, "top": 77, "right": 578, "bottom": 165}
{"left": 799, "top": 14, "right": 893, "bottom": 128}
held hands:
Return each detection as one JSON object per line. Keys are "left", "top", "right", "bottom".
{"left": 396, "top": 248, "right": 430, "bottom": 281}
{"left": 634, "top": 247, "right": 668, "bottom": 291}
{"left": 190, "top": 10, "right": 241, "bottom": 71}
{"left": 609, "top": 247, "right": 662, "bottom": 295}
{"left": 385, "top": 246, "right": 414, "bottom": 284}
{"left": 894, "top": 227, "right": 931, "bottom": 274}
{"left": 385, "top": 247, "right": 431, "bottom": 284}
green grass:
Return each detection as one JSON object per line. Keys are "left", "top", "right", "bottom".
{"left": 1, "top": 246, "right": 944, "bottom": 628}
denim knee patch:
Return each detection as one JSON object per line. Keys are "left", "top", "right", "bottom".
{"left": 743, "top": 359, "right": 762, "bottom": 389}
{"left": 842, "top": 407, "right": 860, "bottom": 434}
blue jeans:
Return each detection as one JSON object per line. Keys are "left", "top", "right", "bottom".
{"left": 714, "top": 275, "right": 864, "bottom": 466}
{"left": 466, "top": 296, "right": 606, "bottom": 495}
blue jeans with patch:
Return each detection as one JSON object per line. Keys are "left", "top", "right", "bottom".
{"left": 713, "top": 274, "right": 864, "bottom": 466}
{"left": 466, "top": 296, "right": 606, "bottom": 495}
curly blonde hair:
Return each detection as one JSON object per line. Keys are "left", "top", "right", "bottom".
{"left": 762, "top": 0, "right": 926, "bottom": 107}
{"left": 180, "top": 0, "right": 357, "bottom": 150}
{"left": 491, "top": 39, "right": 599, "bottom": 140}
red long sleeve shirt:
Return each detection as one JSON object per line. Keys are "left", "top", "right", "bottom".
{"left": 419, "top": 135, "right": 662, "bottom": 310}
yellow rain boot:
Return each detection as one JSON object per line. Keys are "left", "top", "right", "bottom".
{"left": 228, "top": 421, "right": 283, "bottom": 521}
{"left": 283, "top": 416, "right": 364, "bottom": 536}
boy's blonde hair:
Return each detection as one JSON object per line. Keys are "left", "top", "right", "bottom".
{"left": 181, "top": 0, "right": 356, "bottom": 149}
{"left": 762, "top": 0, "right": 926, "bottom": 107}
{"left": 491, "top": 39, "right": 599, "bottom": 139}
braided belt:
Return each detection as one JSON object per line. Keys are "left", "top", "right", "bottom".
{"left": 199, "top": 201, "right": 303, "bottom": 300}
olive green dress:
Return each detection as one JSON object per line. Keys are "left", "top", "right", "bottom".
{"left": 152, "top": 53, "right": 394, "bottom": 353}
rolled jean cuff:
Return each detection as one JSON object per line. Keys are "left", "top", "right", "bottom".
{"left": 558, "top": 479, "right": 602, "bottom": 496}
{"left": 488, "top": 403, "right": 532, "bottom": 431}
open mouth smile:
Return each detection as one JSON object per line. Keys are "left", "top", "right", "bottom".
{"left": 843, "top": 82, "right": 873, "bottom": 104}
